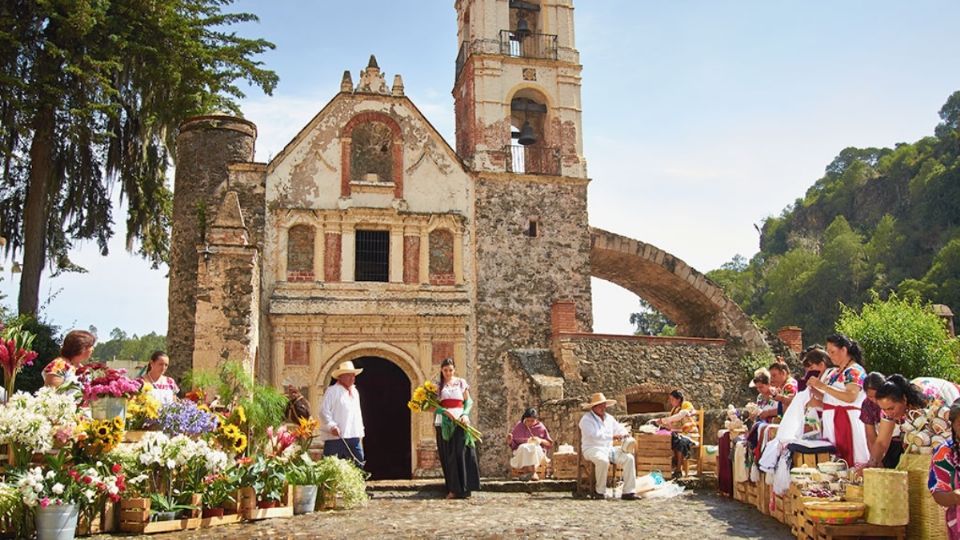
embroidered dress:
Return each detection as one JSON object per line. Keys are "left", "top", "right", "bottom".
{"left": 912, "top": 377, "right": 960, "bottom": 407}
{"left": 929, "top": 441, "right": 960, "bottom": 539}
{"left": 820, "top": 363, "right": 868, "bottom": 465}
{"left": 434, "top": 377, "right": 480, "bottom": 497}
{"left": 140, "top": 375, "right": 179, "bottom": 405}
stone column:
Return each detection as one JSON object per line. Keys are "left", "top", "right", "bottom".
{"left": 168, "top": 115, "right": 256, "bottom": 379}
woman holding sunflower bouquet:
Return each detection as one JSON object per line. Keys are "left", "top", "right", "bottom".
{"left": 410, "top": 358, "right": 480, "bottom": 499}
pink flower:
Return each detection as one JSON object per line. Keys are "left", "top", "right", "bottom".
{"left": 39, "top": 497, "right": 50, "bottom": 508}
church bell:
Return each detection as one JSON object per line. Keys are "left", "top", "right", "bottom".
{"left": 517, "top": 120, "right": 537, "bottom": 146}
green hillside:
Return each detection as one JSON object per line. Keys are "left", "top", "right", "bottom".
{"left": 708, "top": 91, "right": 960, "bottom": 344}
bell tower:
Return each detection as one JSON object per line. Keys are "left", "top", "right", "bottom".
{"left": 453, "top": 0, "right": 586, "bottom": 177}
{"left": 454, "top": 0, "right": 593, "bottom": 474}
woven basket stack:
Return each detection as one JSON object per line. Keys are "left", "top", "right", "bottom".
{"left": 898, "top": 453, "right": 947, "bottom": 539}
{"left": 863, "top": 468, "right": 909, "bottom": 526}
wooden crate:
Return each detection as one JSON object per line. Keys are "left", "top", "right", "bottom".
{"left": 198, "top": 513, "right": 242, "bottom": 528}
{"left": 78, "top": 499, "right": 117, "bottom": 535}
{"left": 810, "top": 522, "right": 907, "bottom": 539}
{"left": 634, "top": 433, "right": 673, "bottom": 475}
{"left": 551, "top": 453, "right": 578, "bottom": 480}
{"left": 119, "top": 496, "right": 203, "bottom": 534}
{"left": 792, "top": 451, "right": 834, "bottom": 468}
{"left": 755, "top": 474, "right": 769, "bottom": 515}
{"left": 239, "top": 485, "right": 294, "bottom": 520}
{"left": 743, "top": 481, "right": 758, "bottom": 506}
{"left": 733, "top": 480, "right": 747, "bottom": 502}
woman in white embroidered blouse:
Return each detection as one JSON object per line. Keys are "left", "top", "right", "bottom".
{"left": 139, "top": 351, "right": 180, "bottom": 405}
{"left": 434, "top": 358, "right": 481, "bottom": 499}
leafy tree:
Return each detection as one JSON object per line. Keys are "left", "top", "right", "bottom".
{"left": 629, "top": 298, "right": 675, "bottom": 336}
{"left": 91, "top": 328, "right": 165, "bottom": 363}
{"left": 0, "top": 0, "right": 278, "bottom": 316}
{"left": 836, "top": 293, "right": 960, "bottom": 380}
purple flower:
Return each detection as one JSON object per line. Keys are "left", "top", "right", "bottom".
{"left": 155, "top": 400, "right": 218, "bottom": 436}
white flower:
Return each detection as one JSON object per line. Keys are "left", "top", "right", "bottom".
{"left": 45, "top": 471, "right": 55, "bottom": 480}
{"left": 51, "top": 483, "right": 64, "bottom": 495}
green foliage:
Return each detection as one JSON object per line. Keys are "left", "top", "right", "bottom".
{"left": 184, "top": 360, "right": 286, "bottom": 450}
{"left": 711, "top": 90, "right": 960, "bottom": 347}
{"left": 286, "top": 454, "right": 332, "bottom": 487}
{"left": 0, "top": 0, "right": 278, "bottom": 314}
{"left": 315, "top": 456, "right": 368, "bottom": 509}
{"left": 739, "top": 351, "right": 776, "bottom": 378}
{"left": 836, "top": 293, "right": 960, "bottom": 380}
{"left": 92, "top": 328, "right": 166, "bottom": 363}
{"left": 629, "top": 298, "right": 675, "bottom": 336}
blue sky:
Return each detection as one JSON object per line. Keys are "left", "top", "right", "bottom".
{"left": 2, "top": 0, "right": 958, "bottom": 338}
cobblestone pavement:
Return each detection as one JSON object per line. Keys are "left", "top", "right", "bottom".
{"left": 115, "top": 489, "right": 792, "bottom": 540}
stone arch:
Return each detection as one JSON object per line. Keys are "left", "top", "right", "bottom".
{"left": 590, "top": 227, "right": 767, "bottom": 351}
{"left": 316, "top": 342, "right": 425, "bottom": 479}
{"left": 317, "top": 342, "right": 425, "bottom": 392}
{"left": 340, "top": 111, "right": 404, "bottom": 198}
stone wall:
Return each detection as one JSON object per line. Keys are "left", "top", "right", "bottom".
{"left": 473, "top": 175, "right": 592, "bottom": 474}
{"left": 168, "top": 116, "right": 257, "bottom": 378}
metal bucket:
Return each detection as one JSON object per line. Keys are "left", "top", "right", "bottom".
{"left": 35, "top": 503, "right": 78, "bottom": 540}
{"left": 293, "top": 485, "right": 318, "bottom": 515}
{"left": 91, "top": 397, "right": 127, "bottom": 422}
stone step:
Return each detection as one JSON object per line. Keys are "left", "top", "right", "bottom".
{"left": 367, "top": 473, "right": 716, "bottom": 493}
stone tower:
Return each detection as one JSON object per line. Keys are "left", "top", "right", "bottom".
{"left": 453, "top": 0, "right": 593, "bottom": 471}
{"left": 167, "top": 115, "right": 258, "bottom": 378}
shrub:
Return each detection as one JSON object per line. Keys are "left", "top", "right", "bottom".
{"left": 836, "top": 292, "right": 960, "bottom": 380}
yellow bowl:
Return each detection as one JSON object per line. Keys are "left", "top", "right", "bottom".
{"left": 804, "top": 501, "right": 866, "bottom": 525}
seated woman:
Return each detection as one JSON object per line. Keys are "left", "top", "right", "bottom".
{"left": 751, "top": 370, "right": 780, "bottom": 422}
{"left": 929, "top": 401, "right": 960, "bottom": 540}
{"left": 43, "top": 329, "right": 96, "bottom": 390}
{"left": 800, "top": 347, "right": 830, "bottom": 438}
{"left": 507, "top": 407, "right": 552, "bottom": 481}
{"left": 867, "top": 374, "right": 959, "bottom": 468}
{"left": 656, "top": 390, "right": 698, "bottom": 479}
{"left": 138, "top": 351, "right": 179, "bottom": 405}
{"left": 769, "top": 360, "right": 798, "bottom": 411}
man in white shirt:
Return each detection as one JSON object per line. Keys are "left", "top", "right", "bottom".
{"left": 579, "top": 392, "right": 638, "bottom": 500}
{"left": 320, "top": 360, "right": 366, "bottom": 468}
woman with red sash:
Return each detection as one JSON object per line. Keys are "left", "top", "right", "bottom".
{"left": 434, "top": 358, "right": 481, "bottom": 499}
{"left": 807, "top": 334, "right": 869, "bottom": 466}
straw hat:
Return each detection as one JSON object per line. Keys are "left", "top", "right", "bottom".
{"left": 581, "top": 392, "right": 616, "bottom": 410}
{"left": 331, "top": 361, "right": 363, "bottom": 378}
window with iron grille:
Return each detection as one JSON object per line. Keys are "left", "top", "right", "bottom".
{"left": 355, "top": 230, "right": 390, "bottom": 282}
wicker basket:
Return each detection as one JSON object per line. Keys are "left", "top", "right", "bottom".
{"left": 804, "top": 501, "right": 866, "bottom": 525}
{"left": 863, "top": 468, "right": 909, "bottom": 526}
{"left": 898, "top": 453, "right": 948, "bottom": 540}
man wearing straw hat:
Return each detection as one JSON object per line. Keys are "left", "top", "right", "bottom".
{"left": 579, "top": 392, "right": 639, "bottom": 500}
{"left": 320, "top": 360, "right": 366, "bottom": 468}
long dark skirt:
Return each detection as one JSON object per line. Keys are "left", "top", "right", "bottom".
{"left": 436, "top": 426, "right": 480, "bottom": 497}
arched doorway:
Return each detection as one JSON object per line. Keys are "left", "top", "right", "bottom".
{"left": 340, "top": 356, "right": 411, "bottom": 479}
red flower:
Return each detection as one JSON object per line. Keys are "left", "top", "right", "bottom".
{"left": 81, "top": 476, "right": 93, "bottom": 485}
{"left": 111, "top": 463, "right": 122, "bottom": 474}
{"left": 67, "top": 469, "right": 78, "bottom": 479}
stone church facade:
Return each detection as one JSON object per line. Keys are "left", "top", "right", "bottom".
{"left": 167, "top": 0, "right": 777, "bottom": 479}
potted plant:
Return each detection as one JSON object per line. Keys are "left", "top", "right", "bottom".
{"left": 200, "top": 472, "right": 237, "bottom": 518}
{"left": 315, "top": 456, "right": 370, "bottom": 510}
{"left": 79, "top": 363, "right": 141, "bottom": 422}
{"left": 147, "top": 494, "right": 195, "bottom": 522}
{"left": 286, "top": 454, "right": 329, "bottom": 515}
{"left": 124, "top": 383, "right": 161, "bottom": 441}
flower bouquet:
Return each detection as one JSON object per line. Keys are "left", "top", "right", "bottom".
{"left": 80, "top": 363, "right": 142, "bottom": 402}
{"left": 407, "top": 381, "right": 482, "bottom": 443}
{"left": 76, "top": 417, "right": 125, "bottom": 457}
{"left": 0, "top": 323, "right": 39, "bottom": 399}
{"left": 126, "top": 383, "right": 161, "bottom": 431}
{"left": 0, "top": 387, "right": 80, "bottom": 466}
{"left": 156, "top": 399, "right": 218, "bottom": 437}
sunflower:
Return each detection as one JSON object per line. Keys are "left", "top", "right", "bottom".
{"left": 412, "top": 387, "right": 426, "bottom": 402}
{"left": 96, "top": 425, "right": 109, "bottom": 437}
{"left": 221, "top": 424, "right": 240, "bottom": 438}
{"left": 424, "top": 380, "right": 438, "bottom": 393}
{"left": 234, "top": 406, "right": 246, "bottom": 425}
{"left": 407, "top": 401, "right": 419, "bottom": 412}
{"left": 232, "top": 433, "right": 248, "bottom": 453}
{"left": 113, "top": 416, "right": 124, "bottom": 430}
